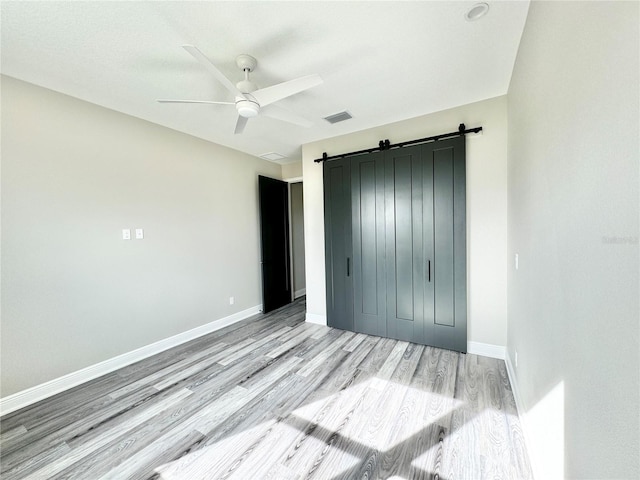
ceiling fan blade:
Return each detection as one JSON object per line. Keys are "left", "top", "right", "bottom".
{"left": 252, "top": 74, "right": 323, "bottom": 107}
{"left": 157, "top": 99, "right": 234, "bottom": 105}
{"left": 182, "top": 45, "right": 246, "bottom": 99}
{"left": 234, "top": 115, "right": 248, "bottom": 135}
{"left": 261, "top": 104, "right": 314, "bottom": 128}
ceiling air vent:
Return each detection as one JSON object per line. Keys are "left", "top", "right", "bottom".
{"left": 324, "top": 111, "right": 353, "bottom": 124}
{"left": 259, "top": 152, "right": 287, "bottom": 162}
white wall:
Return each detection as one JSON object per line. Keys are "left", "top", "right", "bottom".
{"left": 507, "top": 2, "right": 639, "bottom": 478}
{"left": 281, "top": 162, "right": 302, "bottom": 180}
{"left": 1, "top": 76, "right": 281, "bottom": 397}
{"left": 302, "top": 96, "right": 509, "bottom": 347}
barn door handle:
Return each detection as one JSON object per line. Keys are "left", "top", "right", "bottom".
{"left": 428, "top": 260, "right": 431, "bottom": 282}
{"left": 347, "top": 257, "right": 351, "bottom": 277}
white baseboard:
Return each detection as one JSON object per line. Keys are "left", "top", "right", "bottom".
{"left": 504, "top": 350, "right": 522, "bottom": 412}
{"left": 294, "top": 288, "right": 306, "bottom": 299}
{"left": 305, "top": 312, "right": 326, "bottom": 325}
{"left": 467, "top": 341, "right": 506, "bottom": 359}
{"left": 505, "top": 351, "right": 540, "bottom": 480}
{"left": 0, "top": 304, "right": 262, "bottom": 417}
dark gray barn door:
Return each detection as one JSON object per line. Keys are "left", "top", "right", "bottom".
{"left": 323, "top": 158, "right": 353, "bottom": 331}
{"left": 428, "top": 137, "right": 467, "bottom": 352}
{"left": 351, "top": 152, "right": 386, "bottom": 336}
{"left": 258, "top": 175, "right": 292, "bottom": 313}
{"left": 323, "top": 136, "right": 467, "bottom": 352}
{"left": 384, "top": 145, "right": 428, "bottom": 343}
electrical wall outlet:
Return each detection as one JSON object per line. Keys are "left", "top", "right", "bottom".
{"left": 122, "top": 229, "right": 131, "bottom": 240}
{"left": 135, "top": 228, "right": 144, "bottom": 239}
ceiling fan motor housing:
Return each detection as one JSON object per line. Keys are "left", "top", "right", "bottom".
{"left": 236, "top": 79, "right": 257, "bottom": 93}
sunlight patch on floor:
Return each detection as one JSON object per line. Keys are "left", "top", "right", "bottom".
{"left": 294, "top": 378, "right": 462, "bottom": 451}
{"left": 152, "top": 376, "right": 462, "bottom": 479}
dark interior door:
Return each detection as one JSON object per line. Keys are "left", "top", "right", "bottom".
{"left": 384, "top": 145, "right": 427, "bottom": 344}
{"left": 351, "top": 152, "right": 386, "bottom": 336}
{"left": 323, "top": 158, "right": 353, "bottom": 331}
{"left": 427, "top": 136, "right": 467, "bottom": 352}
{"left": 259, "top": 175, "right": 291, "bottom": 313}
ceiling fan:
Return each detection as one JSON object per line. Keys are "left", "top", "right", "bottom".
{"left": 157, "top": 45, "right": 323, "bottom": 134}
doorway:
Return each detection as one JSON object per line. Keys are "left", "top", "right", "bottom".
{"left": 258, "top": 175, "right": 306, "bottom": 313}
{"left": 289, "top": 181, "right": 306, "bottom": 299}
{"left": 258, "top": 175, "right": 291, "bottom": 313}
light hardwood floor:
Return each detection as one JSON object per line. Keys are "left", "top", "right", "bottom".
{"left": 0, "top": 298, "right": 533, "bottom": 479}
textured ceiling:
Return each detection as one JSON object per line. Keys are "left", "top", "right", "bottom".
{"left": 1, "top": 1, "right": 530, "bottom": 163}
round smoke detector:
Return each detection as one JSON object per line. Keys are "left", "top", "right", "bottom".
{"left": 465, "top": 2, "right": 490, "bottom": 21}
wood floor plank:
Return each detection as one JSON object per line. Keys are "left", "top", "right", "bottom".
{"left": 21, "top": 388, "right": 193, "bottom": 479}
{"left": 296, "top": 331, "right": 354, "bottom": 377}
{"left": 96, "top": 429, "right": 207, "bottom": 480}
{"left": 110, "top": 340, "right": 230, "bottom": 398}
{"left": 342, "top": 332, "right": 368, "bottom": 352}
{"left": 183, "top": 343, "right": 284, "bottom": 398}
{"left": 224, "top": 419, "right": 309, "bottom": 480}
{"left": 217, "top": 326, "right": 292, "bottom": 366}
{"left": 94, "top": 385, "right": 254, "bottom": 480}
{"left": 100, "top": 354, "right": 306, "bottom": 480}
{"left": 263, "top": 462, "right": 302, "bottom": 480}
{"left": 303, "top": 383, "right": 381, "bottom": 479}
{"left": 283, "top": 380, "right": 373, "bottom": 479}
{"left": 0, "top": 424, "right": 27, "bottom": 446}
{"left": 265, "top": 324, "right": 323, "bottom": 359}
{"left": 291, "top": 327, "right": 343, "bottom": 360}
{"left": 0, "top": 298, "right": 533, "bottom": 480}
{"left": 310, "top": 335, "right": 378, "bottom": 395}
{"left": 151, "top": 342, "right": 254, "bottom": 391}
{"left": 369, "top": 339, "right": 408, "bottom": 390}
{"left": 52, "top": 401, "right": 206, "bottom": 479}
{"left": 156, "top": 418, "right": 281, "bottom": 480}
{"left": 357, "top": 336, "right": 398, "bottom": 373}
{"left": 0, "top": 385, "right": 165, "bottom": 469}
{"left": 309, "top": 324, "right": 332, "bottom": 340}
{"left": 114, "top": 361, "right": 304, "bottom": 479}
{"left": 58, "top": 363, "right": 255, "bottom": 478}
{"left": 2, "top": 372, "right": 125, "bottom": 434}
{"left": 375, "top": 345, "right": 427, "bottom": 479}
{"left": 1, "top": 442, "right": 72, "bottom": 480}
{"left": 203, "top": 373, "right": 304, "bottom": 448}
{"left": 289, "top": 339, "right": 406, "bottom": 478}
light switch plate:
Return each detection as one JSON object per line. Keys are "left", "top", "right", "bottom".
{"left": 135, "top": 228, "right": 144, "bottom": 239}
{"left": 122, "top": 229, "right": 131, "bottom": 240}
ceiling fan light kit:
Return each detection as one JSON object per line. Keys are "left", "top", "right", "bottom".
{"left": 236, "top": 98, "right": 260, "bottom": 118}
{"left": 158, "top": 46, "right": 323, "bottom": 134}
